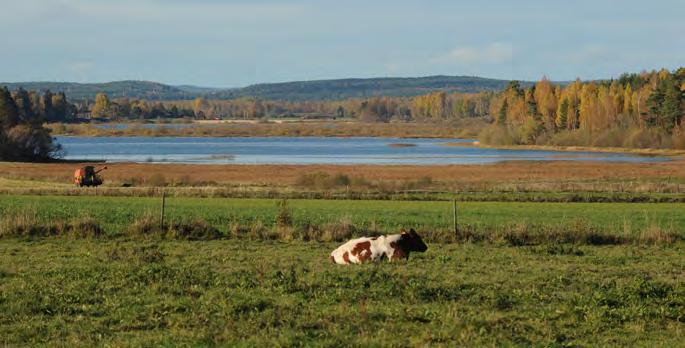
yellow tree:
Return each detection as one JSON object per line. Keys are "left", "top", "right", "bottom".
{"left": 91, "top": 93, "right": 111, "bottom": 118}
{"left": 534, "top": 77, "right": 558, "bottom": 129}
{"left": 579, "top": 83, "right": 598, "bottom": 130}
{"left": 623, "top": 84, "right": 633, "bottom": 117}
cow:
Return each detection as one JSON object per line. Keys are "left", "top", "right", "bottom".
{"left": 329, "top": 228, "right": 428, "bottom": 265}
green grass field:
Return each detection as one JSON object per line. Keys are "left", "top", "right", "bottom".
{"left": 1, "top": 239, "right": 683, "bottom": 346}
{"left": 1, "top": 195, "right": 684, "bottom": 237}
{"left": 1, "top": 195, "right": 684, "bottom": 346}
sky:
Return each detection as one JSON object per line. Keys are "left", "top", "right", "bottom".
{"left": 1, "top": 0, "right": 684, "bottom": 87}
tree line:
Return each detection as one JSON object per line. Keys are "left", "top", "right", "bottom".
{"left": 0, "top": 87, "right": 65, "bottom": 160}
{"left": 2, "top": 66, "right": 684, "bottom": 159}
{"left": 480, "top": 68, "right": 685, "bottom": 148}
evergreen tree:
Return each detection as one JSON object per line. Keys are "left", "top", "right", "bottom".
{"left": 660, "top": 79, "right": 683, "bottom": 130}
{"left": 506, "top": 81, "right": 524, "bottom": 97}
{"left": 556, "top": 98, "right": 569, "bottom": 130}
{"left": 13, "top": 88, "right": 35, "bottom": 122}
{"left": 497, "top": 99, "right": 508, "bottom": 125}
{"left": 51, "top": 92, "right": 69, "bottom": 121}
{"left": 0, "top": 87, "right": 20, "bottom": 128}
{"left": 41, "top": 90, "right": 55, "bottom": 122}
{"left": 526, "top": 87, "right": 540, "bottom": 120}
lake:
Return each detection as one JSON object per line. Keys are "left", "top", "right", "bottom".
{"left": 56, "top": 136, "right": 669, "bottom": 165}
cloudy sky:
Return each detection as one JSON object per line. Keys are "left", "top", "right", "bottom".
{"left": 1, "top": 0, "right": 684, "bottom": 87}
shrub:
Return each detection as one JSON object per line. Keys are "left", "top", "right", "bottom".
{"left": 516, "top": 117, "right": 545, "bottom": 144}
{"left": 671, "top": 127, "right": 685, "bottom": 149}
{"left": 65, "top": 218, "right": 105, "bottom": 238}
{"left": 0, "top": 207, "right": 51, "bottom": 237}
{"left": 478, "top": 125, "right": 515, "bottom": 145}
{"left": 638, "top": 225, "right": 678, "bottom": 245}
{"left": 321, "top": 216, "right": 357, "bottom": 242}
{"left": 275, "top": 199, "right": 293, "bottom": 228}
{"left": 146, "top": 174, "right": 167, "bottom": 187}
{"left": 622, "top": 127, "right": 666, "bottom": 148}
{"left": 129, "top": 214, "right": 222, "bottom": 240}
{"left": 166, "top": 219, "right": 223, "bottom": 240}
{"left": 128, "top": 214, "right": 163, "bottom": 236}
{"left": 332, "top": 174, "right": 351, "bottom": 187}
{"left": 0, "top": 208, "right": 104, "bottom": 238}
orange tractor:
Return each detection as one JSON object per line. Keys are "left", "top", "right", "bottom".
{"left": 74, "top": 166, "right": 107, "bottom": 187}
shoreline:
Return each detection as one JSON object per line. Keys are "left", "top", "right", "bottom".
{"left": 441, "top": 142, "right": 685, "bottom": 157}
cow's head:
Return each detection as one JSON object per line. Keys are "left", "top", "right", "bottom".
{"left": 401, "top": 228, "right": 428, "bottom": 252}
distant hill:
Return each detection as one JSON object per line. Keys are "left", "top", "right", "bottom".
{"left": 206, "top": 76, "right": 528, "bottom": 101}
{"left": 2, "top": 75, "right": 529, "bottom": 101}
{"left": 1, "top": 81, "right": 196, "bottom": 101}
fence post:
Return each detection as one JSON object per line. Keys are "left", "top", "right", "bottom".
{"left": 452, "top": 199, "right": 458, "bottom": 239}
{"left": 160, "top": 189, "right": 166, "bottom": 231}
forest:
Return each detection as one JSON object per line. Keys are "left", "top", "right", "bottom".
{"left": 0, "top": 87, "right": 63, "bottom": 161}
{"left": 480, "top": 68, "right": 685, "bottom": 149}
{"left": 2, "top": 67, "right": 684, "bottom": 154}
{"left": 82, "top": 67, "right": 685, "bottom": 148}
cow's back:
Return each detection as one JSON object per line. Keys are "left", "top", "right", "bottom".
{"left": 330, "top": 237, "right": 378, "bottom": 264}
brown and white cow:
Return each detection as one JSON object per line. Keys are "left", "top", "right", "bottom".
{"left": 330, "top": 228, "right": 428, "bottom": 265}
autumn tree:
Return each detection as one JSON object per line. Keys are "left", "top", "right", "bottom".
{"left": 556, "top": 98, "right": 569, "bottom": 130}
{"left": 91, "top": 93, "right": 112, "bottom": 118}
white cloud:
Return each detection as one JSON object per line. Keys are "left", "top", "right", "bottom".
{"left": 433, "top": 43, "right": 514, "bottom": 65}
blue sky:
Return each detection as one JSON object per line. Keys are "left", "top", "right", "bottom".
{"left": 1, "top": 0, "right": 684, "bottom": 87}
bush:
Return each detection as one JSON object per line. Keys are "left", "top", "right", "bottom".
{"left": 0, "top": 208, "right": 104, "bottom": 238}
{"left": 128, "top": 214, "right": 162, "bottom": 236}
{"left": 0, "top": 207, "right": 50, "bottom": 237}
{"left": 64, "top": 218, "right": 105, "bottom": 238}
{"left": 295, "top": 172, "right": 352, "bottom": 190}
{"left": 517, "top": 118, "right": 545, "bottom": 144}
{"left": 0, "top": 124, "right": 63, "bottom": 161}
{"left": 622, "top": 127, "right": 667, "bottom": 148}
{"left": 478, "top": 126, "right": 515, "bottom": 145}
{"left": 147, "top": 174, "right": 167, "bottom": 187}
{"left": 128, "top": 214, "right": 222, "bottom": 240}
{"left": 548, "top": 129, "right": 593, "bottom": 146}
{"left": 167, "top": 219, "right": 223, "bottom": 240}
{"left": 321, "top": 216, "right": 357, "bottom": 242}
{"left": 670, "top": 127, "right": 685, "bottom": 149}
{"left": 275, "top": 199, "right": 293, "bottom": 228}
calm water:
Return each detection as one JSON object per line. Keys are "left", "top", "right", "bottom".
{"left": 56, "top": 136, "right": 668, "bottom": 165}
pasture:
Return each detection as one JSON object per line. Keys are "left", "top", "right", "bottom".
{"left": 1, "top": 195, "right": 684, "bottom": 346}
{"left": 1, "top": 195, "right": 684, "bottom": 239}
{"left": 1, "top": 239, "right": 683, "bottom": 346}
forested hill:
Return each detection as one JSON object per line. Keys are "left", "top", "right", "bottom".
{"left": 2, "top": 75, "right": 524, "bottom": 101}
{"left": 206, "top": 76, "right": 526, "bottom": 101}
{"left": 1, "top": 81, "right": 195, "bottom": 101}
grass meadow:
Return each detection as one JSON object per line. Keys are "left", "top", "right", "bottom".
{"left": 1, "top": 239, "right": 683, "bottom": 346}
{"left": 1, "top": 195, "right": 684, "bottom": 239}
{"left": 1, "top": 195, "right": 684, "bottom": 346}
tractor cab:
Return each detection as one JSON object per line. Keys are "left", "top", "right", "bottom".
{"left": 74, "top": 166, "right": 107, "bottom": 187}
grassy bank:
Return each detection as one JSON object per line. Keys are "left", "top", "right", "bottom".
{"left": 48, "top": 120, "right": 484, "bottom": 138}
{"left": 1, "top": 196, "right": 683, "bottom": 242}
{"left": 1, "top": 239, "right": 683, "bottom": 346}
{"left": 1, "top": 161, "right": 684, "bottom": 198}
{"left": 3, "top": 185, "right": 685, "bottom": 203}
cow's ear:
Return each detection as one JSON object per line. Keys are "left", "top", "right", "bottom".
{"left": 409, "top": 228, "right": 418, "bottom": 236}
{"left": 400, "top": 228, "right": 407, "bottom": 234}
